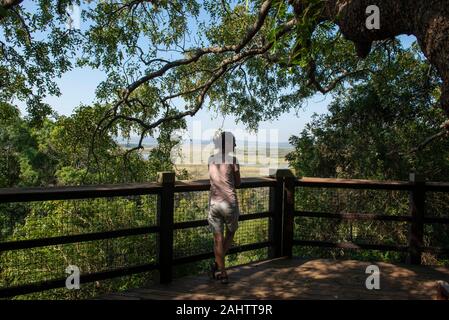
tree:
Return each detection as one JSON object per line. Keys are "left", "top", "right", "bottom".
{"left": 1, "top": 0, "right": 448, "bottom": 151}
{"left": 0, "top": 102, "right": 21, "bottom": 187}
{"left": 286, "top": 42, "right": 449, "bottom": 181}
{"left": 0, "top": 0, "right": 80, "bottom": 118}
{"left": 286, "top": 43, "right": 449, "bottom": 265}
{"left": 0, "top": 102, "right": 62, "bottom": 187}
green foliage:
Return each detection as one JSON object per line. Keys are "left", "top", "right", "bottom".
{"left": 0, "top": 101, "right": 187, "bottom": 299}
{"left": 287, "top": 42, "right": 449, "bottom": 265}
{"left": 290, "top": 0, "right": 326, "bottom": 67}
{"left": 1, "top": 196, "right": 158, "bottom": 299}
{"left": 1, "top": 0, "right": 385, "bottom": 133}
{"left": 0, "top": 102, "right": 21, "bottom": 187}
{"left": 287, "top": 43, "right": 449, "bottom": 180}
{"left": 0, "top": 0, "right": 81, "bottom": 114}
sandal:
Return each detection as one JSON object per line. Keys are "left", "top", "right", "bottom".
{"left": 216, "top": 271, "right": 229, "bottom": 284}
{"left": 209, "top": 262, "right": 218, "bottom": 280}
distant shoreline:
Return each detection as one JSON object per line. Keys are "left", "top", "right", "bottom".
{"left": 117, "top": 140, "right": 294, "bottom": 149}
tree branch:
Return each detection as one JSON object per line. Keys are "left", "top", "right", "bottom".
{"left": 124, "top": 0, "right": 274, "bottom": 98}
{"left": 306, "top": 59, "right": 369, "bottom": 94}
{"left": 409, "top": 130, "right": 448, "bottom": 154}
{"left": 10, "top": 7, "right": 32, "bottom": 44}
{"left": 387, "top": 121, "right": 449, "bottom": 157}
{"left": 89, "top": 7, "right": 297, "bottom": 161}
{"left": 1, "top": 0, "right": 24, "bottom": 10}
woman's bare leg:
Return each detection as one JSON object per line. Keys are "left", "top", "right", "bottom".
{"left": 213, "top": 232, "right": 225, "bottom": 271}
{"left": 223, "top": 229, "right": 236, "bottom": 256}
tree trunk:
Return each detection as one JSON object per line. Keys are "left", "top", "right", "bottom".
{"left": 315, "top": 0, "right": 449, "bottom": 118}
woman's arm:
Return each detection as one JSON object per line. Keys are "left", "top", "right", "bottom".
{"left": 234, "top": 164, "right": 241, "bottom": 188}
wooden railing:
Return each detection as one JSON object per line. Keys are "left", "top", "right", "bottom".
{"left": 0, "top": 173, "right": 276, "bottom": 298}
{"left": 293, "top": 175, "right": 449, "bottom": 263}
{"left": 0, "top": 170, "right": 448, "bottom": 298}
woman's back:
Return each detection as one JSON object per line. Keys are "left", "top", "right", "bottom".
{"left": 208, "top": 154, "right": 239, "bottom": 205}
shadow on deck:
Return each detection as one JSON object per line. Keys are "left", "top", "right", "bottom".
{"left": 98, "top": 258, "right": 449, "bottom": 300}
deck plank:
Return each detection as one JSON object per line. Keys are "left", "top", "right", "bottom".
{"left": 97, "top": 258, "right": 449, "bottom": 300}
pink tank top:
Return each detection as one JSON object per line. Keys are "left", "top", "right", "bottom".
{"left": 208, "top": 155, "right": 239, "bottom": 205}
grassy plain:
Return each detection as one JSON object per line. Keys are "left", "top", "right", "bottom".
{"left": 172, "top": 143, "right": 293, "bottom": 179}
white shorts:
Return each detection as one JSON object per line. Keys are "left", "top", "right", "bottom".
{"left": 207, "top": 201, "right": 240, "bottom": 233}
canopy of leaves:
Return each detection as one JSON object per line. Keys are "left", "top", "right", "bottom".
{"left": 3, "top": 0, "right": 436, "bottom": 142}
{"left": 287, "top": 44, "right": 449, "bottom": 181}
{"left": 1, "top": 0, "right": 447, "bottom": 176}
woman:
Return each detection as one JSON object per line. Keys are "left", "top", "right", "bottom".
{"left": 207, "top": 131, "right": 241, "bottom": 284}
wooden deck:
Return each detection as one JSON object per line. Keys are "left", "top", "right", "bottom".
{"left": 98, "top": 258, "right": 449, "bottom": 300}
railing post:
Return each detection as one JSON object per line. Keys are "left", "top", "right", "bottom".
{"left": 407, "top": 172, "right": 425, "bottom": 265}
{"left": 282, "top": 170, "right": 295, "bottom": 258}
{"left": 269, "top": 169, "right": 296, "bottom": 259}
{"left": 157, "top": 171, "right": 175, "bottom": 283}
{"left": 268, "top": 170, "right": 283, "bottom": 259}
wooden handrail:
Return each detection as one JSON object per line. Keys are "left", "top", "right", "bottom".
{"left": 1, "top": 176, "right": 446, "bottom": 204}
{"left": 425, "top": 181, "right": 449, "bottom": 192}
{"left": 0, "top": 177, "right": 277, "bottom": 203}
{"left": 297, "top": 177, "right": 449, "bottom": 191}
{"left": 297, "top": 177, "right": 414, "bottom": 190}
{"left": 174, "top": 177, "right": 276, "bottom": 192}
{"left": 0, "top": 182, "right": 163, "bottom": 203}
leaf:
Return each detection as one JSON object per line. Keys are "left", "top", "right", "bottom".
{"left": 0, "top": 6, "right": 8, "bottom": 18}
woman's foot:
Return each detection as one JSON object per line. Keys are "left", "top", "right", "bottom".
{"left": 209, "top": 262, "right": 219, "bottom": 280}
{"left": 216, "top": 271, "right": 229, "bottom": 284}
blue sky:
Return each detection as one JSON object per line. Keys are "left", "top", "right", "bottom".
{"left": 13, "top": 2, "right": 417, "bottom": 143}
{"left": 36, "top": 66, "right": 332, "bottom": 142}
